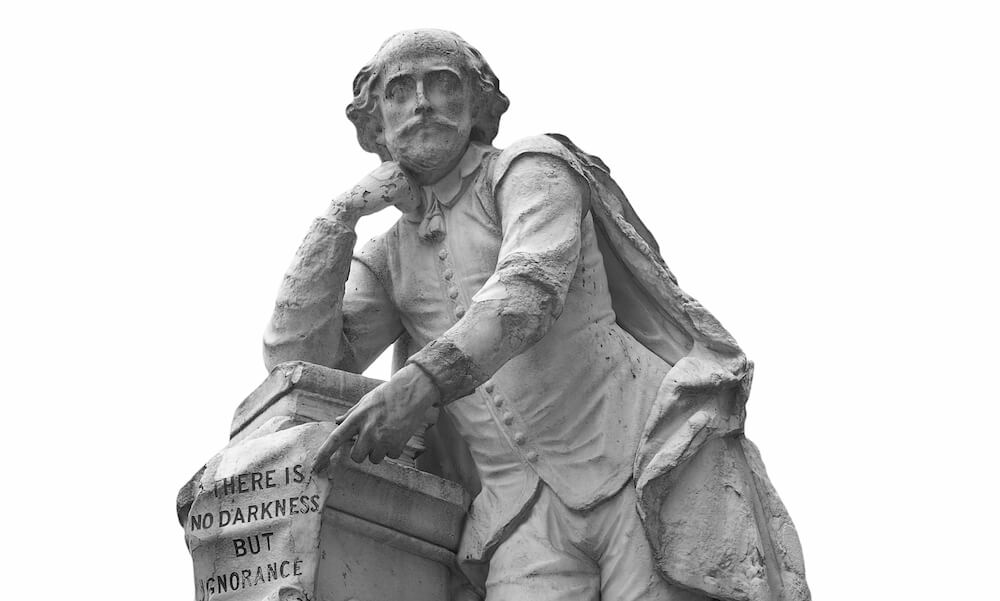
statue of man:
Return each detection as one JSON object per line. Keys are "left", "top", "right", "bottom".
{"left": 264, "top": 29, "right": 809, "bottom": 601}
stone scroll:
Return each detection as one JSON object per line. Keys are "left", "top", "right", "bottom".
{"left": 183, "top": 417, "right": 333, "bottom": 601}
{"left": 178, "top": 362, "right": 472, "bottom": 601}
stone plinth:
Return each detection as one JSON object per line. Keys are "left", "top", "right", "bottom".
{"left": 179, "top": 362, "right": 470, "bottom": 601}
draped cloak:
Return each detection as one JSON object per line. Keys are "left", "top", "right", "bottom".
{"left": 415, "top": 134, "right": 810, "bottom": 601}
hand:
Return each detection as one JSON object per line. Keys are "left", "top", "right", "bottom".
{"left": 329, "top": 161, "right": 420, "bottom": 221}
{"left": 311, "top": 364, "right": 441, "bottom": 472}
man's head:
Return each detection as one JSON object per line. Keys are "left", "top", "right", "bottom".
{"left": 347, "top": 30, "right": 509, "bottom": 181}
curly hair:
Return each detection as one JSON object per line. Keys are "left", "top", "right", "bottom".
{"left": 346, "top": 30, "right": 510, "bottom": 161}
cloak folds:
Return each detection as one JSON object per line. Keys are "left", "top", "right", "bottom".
{"left": 418, "top": 134, "right": 810, "bottom": 601}
{"left": 546, "top": 134, "right": 809, "bottom": 601}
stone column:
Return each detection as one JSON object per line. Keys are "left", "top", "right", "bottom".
{"left": 178, "top": 362, "right": 471, "bottom": 601}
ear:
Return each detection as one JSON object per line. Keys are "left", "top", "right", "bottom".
{"left": 372, "top": 107, "right": 386, "bottom": 145}
{"left": 469, "top": 86, "right": 484, "bottom": 119}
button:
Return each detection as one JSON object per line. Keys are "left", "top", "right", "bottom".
{"left": 448, "top": 288, "right": 459, "bottom": 299}
{"left": 438, "top": 249, "right": 449, "bottom": 260}
{"left": 443, "top": 269, "right": 454, "bottom": 280}
{"left": 526, "top": 451, "right": 539, "bottom": 462}
{"left": 513, "top": 433, "right": 526, "bottom": 445}
{"left": 493, "top": 395, "right": 504, "bottom": 408}
{"left": 483, "top": 382, "right": 494, "bottom": 393}
{"left": 455, "top": 307, "right": 466, "bottom": 318}
{"left": 502, "top": 413, "right": 514, "bottom": 425}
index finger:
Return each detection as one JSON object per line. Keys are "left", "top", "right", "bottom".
{"left": 311, "top": 414, "right": 361, "bottom": 473}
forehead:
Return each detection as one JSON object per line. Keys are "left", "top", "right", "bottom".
{"left": 381, "top": 56, "right": 462, "bottom": 82}
{"left": 375, "top": 32, "right": 468, "bottom": 77}
{"left": 379, "top": 50, "right": 465, "bottom": 80}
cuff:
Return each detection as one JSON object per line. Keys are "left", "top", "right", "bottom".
{"left": 406, "top": 337, "right": 489, "bottom": 405}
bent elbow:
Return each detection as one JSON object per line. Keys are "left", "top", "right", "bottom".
{"left": 263, "top": 319, "right": 345, "bottom": 372}
{"left": 498, "top": 294, "right": 562, "bottom": 349}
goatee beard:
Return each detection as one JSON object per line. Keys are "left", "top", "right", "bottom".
{"left": 393, "top": 128, "right": 467, "bottom": 177}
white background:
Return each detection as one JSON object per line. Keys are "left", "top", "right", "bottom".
{"left": 2, "top": 1, "right": 997, "bottom": 599}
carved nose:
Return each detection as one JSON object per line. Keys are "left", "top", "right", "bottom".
{"left": 415, "top": 95, "right": 432, "bottom": 114}
{"left": 414, "top": 82, "right": 432, "bottom": 114}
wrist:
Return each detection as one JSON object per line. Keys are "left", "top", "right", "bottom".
{"left": 406, "top": 337, "right": 488, "bottom": 406}
{"left": 324, "top": 199, "right": 361, "bottom": 226}
{"left": 394, "top": 363, "right": 442, "bottom": 409}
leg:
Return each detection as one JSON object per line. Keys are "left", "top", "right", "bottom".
{"left": 595, "top": 483, "right": 714, "bottom": 601}
{"left": 485, "top": 486, "right": 600, "bottom": 601}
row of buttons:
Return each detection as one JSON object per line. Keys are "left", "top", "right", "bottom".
{"left": 439, "top": 246, "right": 537, "bottom": 463}
{"left": 482, "top": 380, "right": 538, "bottom": 462}
{"left": 438, "top": 247, "right": 465, "bottom": 318}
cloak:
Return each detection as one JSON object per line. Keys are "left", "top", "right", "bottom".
{"left": 415, "top": 134, "right": 810, "bottom": 601}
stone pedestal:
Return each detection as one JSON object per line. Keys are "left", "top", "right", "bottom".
{"left": 179, "top": 362, "right": 471, "bottom": 601}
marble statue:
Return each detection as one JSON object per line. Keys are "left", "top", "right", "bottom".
{"left": 259, "top": 29, "right": 809, "bottom": 601}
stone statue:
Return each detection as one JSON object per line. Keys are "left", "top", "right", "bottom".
{"left": 261, "top": 29, "right": 809, "bottom": 601}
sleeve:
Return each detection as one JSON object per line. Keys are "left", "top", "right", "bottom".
{"left": 406, "top": 138, "right": 590, "bottom": 403}
{"left": 340, "top": 241, "right": 405, "bottom": 372}
{"left": 263, "top": 216, "right": 403, "bottom": 373}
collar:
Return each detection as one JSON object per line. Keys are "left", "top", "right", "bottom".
{"left": 424, "top": 142, "right": 493, "bottom": 208}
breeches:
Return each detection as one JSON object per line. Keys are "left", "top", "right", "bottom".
{"left": 485, "top": 482, "right": 709, "bottom": 601}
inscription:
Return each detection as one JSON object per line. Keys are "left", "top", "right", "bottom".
{"left": 211, "top": 464, "right": 306, "bottom": 498}
{"left": 187, "top": 462, "right": 325, "bottom": 600}
{"left": 188, "top": 494, "right": 322, "bottom": 531}
{"left": 196, "top": 559, "right": 304, "bottom": 597}
{"left": 233, "top": 532, "right": 275, "bottom": 557}
{"left": 188, "top": 463, "right": 320, "bottom": 531}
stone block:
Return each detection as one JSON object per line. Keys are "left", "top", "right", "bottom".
{"left": 181, "top": 362, "right": 470, "bottom": 601}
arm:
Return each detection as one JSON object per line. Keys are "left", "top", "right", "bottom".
{"left": 407, "top": 153, "right": 587, "bottom": 402}
{"left": 263, "top": 163, "right": 415, "bottom": 372}
{"left": 314, "top": 152, "right": 588, "bottom": 469}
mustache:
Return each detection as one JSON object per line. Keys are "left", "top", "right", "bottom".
{"left": 397, "top": 115, "right": 459, "bottom": 137}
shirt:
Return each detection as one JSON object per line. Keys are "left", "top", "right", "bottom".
{"left": 264, "top": 136, "right": 672, "bottom": 561}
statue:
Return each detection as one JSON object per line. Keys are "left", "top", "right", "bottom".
{"left": 262, "top": 29, "right": 810, "bottom": 601}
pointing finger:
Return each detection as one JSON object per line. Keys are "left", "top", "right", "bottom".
{"left": 312, "top": 415, "right": 361, "bottom": 473}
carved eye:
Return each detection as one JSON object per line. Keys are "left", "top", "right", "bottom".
{"left": 425, "top": 70, "right": 462, "bottom": 100}
{"left": 384, "top": 76, "right": 415, "bottom": 103}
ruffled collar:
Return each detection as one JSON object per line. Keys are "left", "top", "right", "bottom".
{"left": 405, "top": 142, "right": 493, "bottom": 240}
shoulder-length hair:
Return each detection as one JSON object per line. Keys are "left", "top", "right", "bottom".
{"left": 346, "top": 30, "right": 510, "bottom": 161}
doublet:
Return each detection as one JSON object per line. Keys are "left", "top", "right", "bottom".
{"left": 344, "top": 137, "right": 671, "bottom": 560}
{"left": 264, "top": 134, "right": 811, "bottom": 600}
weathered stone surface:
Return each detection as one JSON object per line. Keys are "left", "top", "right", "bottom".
{"left": 184, "top": 418, "right": 333, "bottom": 601}
{"left": 181, "top": 364, "right": 470, "bottom": 601}
{"left": 231, "top": 361, "right": 431, "bottom": 464}
{"left": 230, "top": 361, "right": 380, "bottom": 442}
{"left": 182, "top": 28, "right": 809, "bottom": 601}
